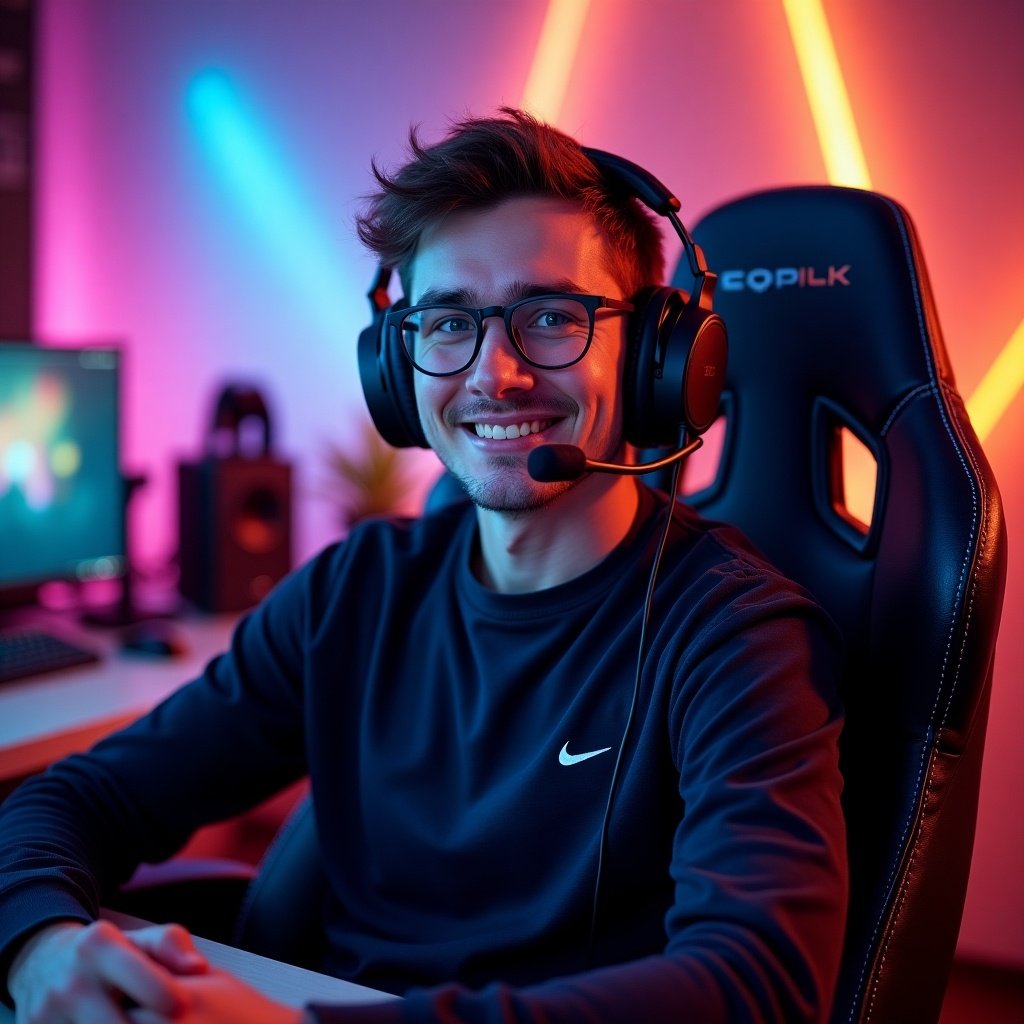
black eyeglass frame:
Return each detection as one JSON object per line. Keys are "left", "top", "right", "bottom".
{"left": 386, "top": 293, "right": 635, "bottom": 377}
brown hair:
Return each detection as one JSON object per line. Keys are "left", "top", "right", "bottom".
{"left": 355, "top": 107, "right": 664, "bottom": 298}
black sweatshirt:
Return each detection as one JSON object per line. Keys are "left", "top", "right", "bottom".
{"left": 0, "top": 489, "right": 848, "bottom": 1022}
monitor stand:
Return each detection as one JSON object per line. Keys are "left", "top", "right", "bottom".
{"left": 81, "top": 474, "right": 180, "bottom": 629}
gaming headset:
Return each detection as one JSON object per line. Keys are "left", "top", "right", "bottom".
{"left": 356, "top": 146, "right": 727, "bottom": 455}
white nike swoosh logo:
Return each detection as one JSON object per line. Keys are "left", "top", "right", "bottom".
{"left": 559, "top": 741, "right": 613, "bottom": 766}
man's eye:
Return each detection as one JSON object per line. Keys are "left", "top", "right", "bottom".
{"left": 536, "top": 311, "right": 569, "bottom": 327}
{"left": 424, "top": 313, "right": 475, "bottom": 337}
{"left": 438, "top": 317, "right": 474, "bottom": 333}
{"left": 523, "top": 307, "right": 585, "bottom": 335}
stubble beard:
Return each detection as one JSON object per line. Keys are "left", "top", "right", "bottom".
{"left": 446, "top": 451, "right": 579, "bottom": 515}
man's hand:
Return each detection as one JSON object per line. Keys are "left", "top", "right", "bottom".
{"left": 8, "top": 918, "right": 207, "bottom": 1023}
{"left": 128, "top": 970, "right": 309, "bottom": 1023}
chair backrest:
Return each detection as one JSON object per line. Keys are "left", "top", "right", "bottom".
{"left": 233, "top": 795, "right": 326, "bottom": 969}
{"left": 682, "top": 186, "right": 1007, "bottom": 1023}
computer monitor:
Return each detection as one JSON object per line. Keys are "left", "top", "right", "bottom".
{"left": 0, "top": 343, "right": 125, "bottom": 604}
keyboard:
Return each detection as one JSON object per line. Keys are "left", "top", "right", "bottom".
{"left": 0, "top": 629, "right": 101, "bottom": 685}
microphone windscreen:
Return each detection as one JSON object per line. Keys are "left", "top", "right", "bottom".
{"left": 527, "top": 444, "right": 588, "bottom": 482}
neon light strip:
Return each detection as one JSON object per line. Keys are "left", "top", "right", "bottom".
{"left": 520, "top": 0, "right": 592, "bottom": 123}
{"left": 781, "top": 0, "right": 872, "bottom": 189}
{"left": 966, "top": 315, "right": 1024, "bottom": 442}
{"left": 783, "top": 1, "right": 1020, "bottom": 438}
{"left": 186, "top": 71, "right": 348, "bottom": 337}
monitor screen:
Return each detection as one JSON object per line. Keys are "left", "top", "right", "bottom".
{"left": 0, "top": 343, "right": 125, "bottom": 592}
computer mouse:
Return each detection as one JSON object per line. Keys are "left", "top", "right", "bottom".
{"left": 119, "top": 622, "right": 187, "bottom": 658}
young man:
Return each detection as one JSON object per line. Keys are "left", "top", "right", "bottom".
{"left": 0, "top": 109, "right": 848, "bottom": 1023}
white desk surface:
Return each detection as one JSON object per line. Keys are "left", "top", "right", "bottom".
{"left": 0, "top": 912, "right": 396, "bottom": 1022}
{"left": 0, "top": 632, "right": 399, "bottom": 1019}
{"left": 0, "top": 612, "right": 238, "bottom": 784}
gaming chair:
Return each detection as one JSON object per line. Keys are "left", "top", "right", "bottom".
{"left": 682, "top": 185, "right": 1007, "bottom": 1023}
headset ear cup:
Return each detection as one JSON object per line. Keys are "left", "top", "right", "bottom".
{"left": 622, "top": 286, "right": 727, "bottom": 447}
{"left": 357, "top": 306, "right": 429, "bottom": 449}
{"left": 623, "top": 286, "right": 681, "bottom": 448}
{"left": 675, "top": 305, "right": 727, "bottom": 435}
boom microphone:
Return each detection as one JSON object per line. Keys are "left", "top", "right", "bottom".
{"left": 527, "top": 438, "right": 703, "bottom": 483}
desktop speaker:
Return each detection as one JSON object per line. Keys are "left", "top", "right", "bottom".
{"left": 177, "top": 456, "right": 293, "bottom": 613}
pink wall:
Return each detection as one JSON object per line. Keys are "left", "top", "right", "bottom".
{"left": 34, "top": 0, "right": 1023, "bottom": 964}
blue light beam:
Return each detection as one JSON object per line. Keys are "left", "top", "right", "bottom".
{"left": 186, "top": 70, "right": 351, "bottom": 339}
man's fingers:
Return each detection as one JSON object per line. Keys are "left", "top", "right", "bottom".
{"left": 127, "top": 1010, "right": 168, "bottom": 1024}
{"left": 63, "top": 987, "right": 137, "bottom": 1024}
{"left": 30, "top": 980, "right": 137, "bottom": 1024}
{"left": 76, "top": 920, "right": 188, "bottom": 1015}
{"left": 128, "top": 922, "right": 209, "bottom": 975}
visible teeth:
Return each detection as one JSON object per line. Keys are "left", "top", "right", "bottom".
{"left": 473, "top": 420, "right": 546, "bottom": 439}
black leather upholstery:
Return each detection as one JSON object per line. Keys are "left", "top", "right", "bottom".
{"left": 233, "top": 797, "right": 326, "bottom": 966}
{"left": 683, "top": 186, "right": 1007, "bottom": 1023}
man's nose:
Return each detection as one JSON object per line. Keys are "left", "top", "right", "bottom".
{"left": 465, "top": 317, "right": 534, "bottom": 397}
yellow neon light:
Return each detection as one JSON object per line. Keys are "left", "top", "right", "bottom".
{"left": 781, "top": 0, "right": 872, "bottom": 188}
{"left": 520, "top": 0, "right": 592, "bottom": 124}
{"left": 783, "top": 3, "right": 1023, "bottom": 445}
{"left": 967, "top": 315, "right": 1024, "bottom": 442}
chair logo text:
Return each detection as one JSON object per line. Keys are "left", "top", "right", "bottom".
{"left": 720, "top": 265, "right": 852, "bottom": 293}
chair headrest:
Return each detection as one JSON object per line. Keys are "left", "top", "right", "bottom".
{"left": 685, "top": 186, "right": 955, "bottom": 431}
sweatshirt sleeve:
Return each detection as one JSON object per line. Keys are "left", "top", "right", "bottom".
{"left": 0, "top": 566, "right": 314, "bottom": 1000}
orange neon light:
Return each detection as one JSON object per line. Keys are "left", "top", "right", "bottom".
{"left": 967, "top": 315, "right": 1024, "bottom": 442}
{"left": 520, "top": 0, "right": 592, "bottom": 124}
{"left": 783, "top": 0, "right": 1020, "bottom": 440}
{"left": 781, "top": 0, "right": 872, "bottom": 189}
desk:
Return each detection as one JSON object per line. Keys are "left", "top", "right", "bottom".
{"left": 0, "top": 912, "right": 396, "bottom": 1022}
{"left": 0, "top": 614, "right": 237, "bottom": 794}
{"left": 0, "top": 620, "right": 399, "bottom": 1017}
{"left": 0, "top": 619, "right": 400, "bottom": 1016}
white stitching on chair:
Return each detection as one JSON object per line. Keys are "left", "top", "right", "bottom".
{"left": 934, "top": 385, "right": 986, "bottom": 736}
{"left": 855, "top": 199, "right": 982, "bottom": 1023}
{"left": 850, "top": 195, "right": 935, "bottom": 1022}
{"left": 866, "top": 426, "right": 982, "bottom": 1020}
{"left": 879, "top": 383, "right": 933, "bottom": 437}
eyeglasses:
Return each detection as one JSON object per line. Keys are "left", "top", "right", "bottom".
{"left": 386, "top": 293, "right": 635, "bottom": 377}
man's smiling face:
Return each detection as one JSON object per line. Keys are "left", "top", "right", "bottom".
{"left": 408, "top": 196, "right": 631, "bottom": 513}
